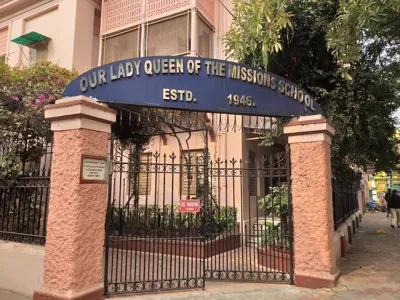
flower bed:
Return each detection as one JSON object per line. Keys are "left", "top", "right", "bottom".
{"left": 109, "top": 233, "right": 241, "bottom": 258}
{"left": 257, "top": 246, "right": 293, "bottom": 273}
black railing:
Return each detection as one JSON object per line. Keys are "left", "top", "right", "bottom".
{"left": 0, "top": 143, "right": 53, "bottom": 245}
{"left": 332, "top": 181, "right": 359, "bottom": 230}
{"left": 104, "top": 140, "right": 294, "bottom": 296}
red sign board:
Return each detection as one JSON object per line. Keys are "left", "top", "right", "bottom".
{"left": 180, "top": 200, "right": 200, "bottom": 213}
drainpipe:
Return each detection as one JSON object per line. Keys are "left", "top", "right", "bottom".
{"left": 140, "top": 0, "right": 146, "bottom": 57}
{"left": 190, "top": 7, "right": 197, "bottom": 56}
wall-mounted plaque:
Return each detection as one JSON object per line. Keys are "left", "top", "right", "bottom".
{"left": 80, "top": 155, "right": 108, "bottom": 184}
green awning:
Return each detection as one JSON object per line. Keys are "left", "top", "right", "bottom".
{"left": 11, "top": 31, "right": 50, "bottom": 47}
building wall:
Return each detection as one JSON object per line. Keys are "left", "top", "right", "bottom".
{"left": 0, "top": 0, "right": 100, "bottom": 73}
{"left": 72, "top": 0, "right": 101, "bottom": 72}
{"left": 214, "top": 0, "right": 233, "bottom": 59}
{"left": 113, "top": 116, "right": 247, "bottom": 222}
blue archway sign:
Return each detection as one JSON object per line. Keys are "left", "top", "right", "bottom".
{"left": 63, "top": 56, "right": 322, "bottom": 117}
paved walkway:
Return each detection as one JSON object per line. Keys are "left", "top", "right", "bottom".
{"left": 0, "top": 290, "right": 30, "bottom": 300}
{"left": 3, "top": 212, "right": 400, "bottom": 300}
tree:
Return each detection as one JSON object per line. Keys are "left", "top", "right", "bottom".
{"left": 326, "top": 0, "right": 400, "bottom": 77}
{"left": 224, "top": 0, "right": 293, "bottom": 68}
{"left": 0, "top": 61, "right": 78, "bottom": 183}
{"left": 225, "top": 0, "right": 400, "bottom": 181}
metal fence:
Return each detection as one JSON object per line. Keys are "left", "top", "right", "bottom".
{"left": 0, "top": 143, "right": 53, "bottom": 245}
{"left": 104, "top": 139, "right": 294, "bottom": 296}
{"left": 332, "top": 181, "right": 359, "bottom": 230}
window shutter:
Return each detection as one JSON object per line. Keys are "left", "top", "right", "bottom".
{"left": 146, "top": 14, "right": 189, "bottom": 56}
{"left": 0, "top": 27, "right": 8, "bottom": 57}
{"left": 197, "top": 17, "right": 213, "bottom": 58}
{"left": 181, "top": 150, "right": 203, "bottom": 198}
{"left": 102, "top": 28, "right": 140, "bottom": 64}
{"left": 139, "top": 153, "right": 152, "bottom": 195}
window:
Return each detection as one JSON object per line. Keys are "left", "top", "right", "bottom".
{"left": 29, "top": 42, "right": 48, "bottom": 66}
{"left": 181, "top": 150, "right": 204, "bottom": 198}
{"left": 197, "top": 17, "right": 213, "bottom": 58}
{"left": 102, "top": 28, "right": 140, "bottom": 64}
{"left": 249, "top": 151, "right": 257, "bottom": 196}
{"left": 146, "top": 14, "right": 190, "bottom": 56}
{"left": 0, "top": 26, "right": 8, "bottom": 60}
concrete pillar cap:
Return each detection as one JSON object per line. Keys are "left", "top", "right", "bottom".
{"left": 283, "top": 114, "right": 334, "bottom": 144}
{"left": 44, "top": 96, "right": 117, "bottom": 133}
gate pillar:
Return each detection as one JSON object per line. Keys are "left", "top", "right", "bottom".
{"left": 33, "top": 96, "right": 116, "bottom": 300}
{"left": 284, "top": 115, "right": 339, "bottom": 289}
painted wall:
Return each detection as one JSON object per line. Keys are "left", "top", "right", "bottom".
{"left": 214, "top": 0, "right": 233, "bottom": 59}
{"left": 0, "top": 0, "right": 100, "bottom": 73}
{"left": 73, "top": 0, "right": 100, "bottom": 72}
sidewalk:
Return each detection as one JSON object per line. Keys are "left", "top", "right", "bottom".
{"left": 0, "top": 290, "right": 30, "bottom": 300}
{"left": 118, "top": 212, "right": 400, "bottom": 300}
{"left": 2, "top": 212, "right": 400, "bottom": 300}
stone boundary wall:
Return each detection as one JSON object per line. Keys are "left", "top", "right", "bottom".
{"left": 334, "top": 211, "right": 363, "bottom": 264}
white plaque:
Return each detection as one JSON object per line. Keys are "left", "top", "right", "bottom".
{"left": 81, "top": 158, "right": 107, "bottom": 182}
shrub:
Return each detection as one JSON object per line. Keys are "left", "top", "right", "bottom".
{"left": 260, "top": 221, "right": 290, "bottom": 250}
{"left": 108, "top": 203, "right": 238, "bottom": 239}
{"left": 0, "top": 61, "right": 77, "bottom": 183}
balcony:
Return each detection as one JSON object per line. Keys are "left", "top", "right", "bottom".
{"left": 101, "top": 0, "right": 215, "bottom": 35}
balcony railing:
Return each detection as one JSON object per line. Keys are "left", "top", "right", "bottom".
{"left": 102, "top": 0, "right": 214, "bottom": 35}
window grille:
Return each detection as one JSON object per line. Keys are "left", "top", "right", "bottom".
{"left": 102, "top": 28, "right": 140, "bottom": 64}
{"left": 146, "top": 14, "right": 189, "bottom": 56}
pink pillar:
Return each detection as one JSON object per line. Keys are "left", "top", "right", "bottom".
{"left": 284, "top": 115, "right": 340, "bottom": 289}
{"left": 33, "top": 96, "right": 116, "bottom": 300}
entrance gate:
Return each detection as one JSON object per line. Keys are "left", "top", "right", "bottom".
{"left": 104, "top": 129, "right": 293, "bottom": 296}
{"left": 59, "top": 56, "right": 317, "bottom": 296}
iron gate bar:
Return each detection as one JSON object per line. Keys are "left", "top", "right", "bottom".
{"left": 0, "top": 142, "right": 53, "bottom": 245}
{"left": 104, "top": 133, "right": 293, "bottom": 296}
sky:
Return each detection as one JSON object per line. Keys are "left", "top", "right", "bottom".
{"left": 394, "top": 109, "right": 400, "bottom": 128}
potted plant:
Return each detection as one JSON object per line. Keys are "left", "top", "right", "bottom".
{"left": 257, "top": 183, "right": 293, "bottom": 272}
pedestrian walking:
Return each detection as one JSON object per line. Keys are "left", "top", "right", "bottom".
{"left": 388, "top": 189, "right": 400, "bottom": 228}
{"left": 385, "top": 189, "right": 392, "bottom": 217}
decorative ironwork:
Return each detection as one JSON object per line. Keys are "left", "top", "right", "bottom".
{"left": 107, "top": 278, "right": 204, "bottom": 294}
{"left": 0, "top": 231, "right": 45, "bottom": 245}
{"left": 146, "top": 0, "right": 192, "bottom": 19}
{"left": 104, "top": 137, "right": 294, "bottom": 296}
{"left": 103, "top": 0, "right": 142, "bottom": 33}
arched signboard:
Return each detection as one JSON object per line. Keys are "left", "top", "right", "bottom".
{"left": 63, "top": 56, "right": 322, "bottom": 117}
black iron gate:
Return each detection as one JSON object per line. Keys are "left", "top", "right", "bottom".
{"left": 104, "top": 137, "right": 293, "bottom": 296}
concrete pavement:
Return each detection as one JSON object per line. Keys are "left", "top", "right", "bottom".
{"left": 0, "top": 290, "right": 30, "bottom": 300}
{"left": 2, "top": 212, "right": 400, "bottom": 300}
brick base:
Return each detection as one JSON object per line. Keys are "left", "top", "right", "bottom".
{"left": 33, "top": 285, "right": 103, "bottom": 300}
{"left": 295, "top": 271, "right": 341, "bottom": 289}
